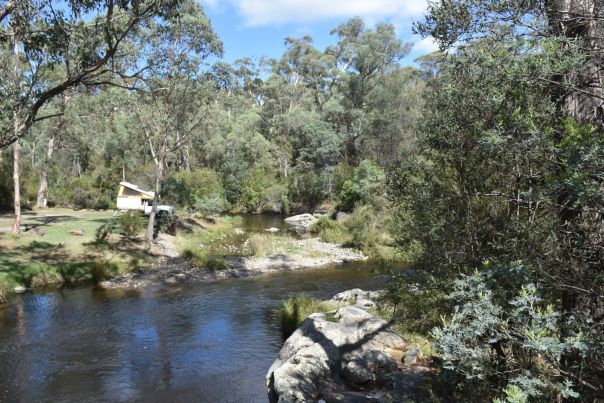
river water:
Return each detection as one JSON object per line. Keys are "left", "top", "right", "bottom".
{"left": 0, "top": 215, "right": 384, "bottom": 402}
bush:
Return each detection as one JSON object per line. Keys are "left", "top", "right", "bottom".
{"left": 433, "top": 270, "right": 586, "bottom": 401}
{"left": 194, "top": 194, "right": 230, "bottom": 215}
{"left": 164, "top": 168, "right": 230, "bottom": 212}
{"left": 29, "top": 270, "right": 65, "bottom": 289}
{"left": 310, "top": 216, "right": 351, "bottom": 245}
{"left": 280, "top": 293, "right": 335, "bottom": 337}
{"left": 90, "top": 261, "right": 112, "bottom": 283}
{"left": 204, "top": 256, "right": 229, "bottom": 271}
{"left": 337, "top": 159, "right": 385, "bottom": 212}
{"left": 119, "top": 211, "right": 143, "bottom": 238}
{"left": 95, "top": 216, "right": 117, "bottom": 243}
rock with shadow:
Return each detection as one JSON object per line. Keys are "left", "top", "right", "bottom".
{"left": 266, "top": 290, "right": 423, "bottom": 402}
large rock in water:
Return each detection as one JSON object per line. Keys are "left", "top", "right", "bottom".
{"left": 284, "top": 213, "right": 318, "bottom": 232}
{"left": 266, "top": 290, "right": 407, "bottom": 402}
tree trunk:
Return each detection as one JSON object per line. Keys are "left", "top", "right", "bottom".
{"left": 146, "top": 134, "right": 167, "bottom": 246}
{"left": 548, "top": 0, "right": 603, "bottom": 124}
{"left": 36, "top": 134, "right": 55, "bottom": 208}
{"left": 36, "top": 93, "right": 68, "bottom": 208}
{"left": 11, "top": 140, "right": 21, "bottom": 234}
{"left": 11, "top": 29, "right": 20, "bottom": 234}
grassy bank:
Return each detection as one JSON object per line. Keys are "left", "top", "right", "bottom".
{"left": 309, "top": 208, "right": 410, "bottom": 262}
{"left": 0, "top": 209, "right": 155, "bottom": 292}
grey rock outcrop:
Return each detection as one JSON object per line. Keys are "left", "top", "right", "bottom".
{"left": 266, "top": 290, "right": 407, "bottom": 402}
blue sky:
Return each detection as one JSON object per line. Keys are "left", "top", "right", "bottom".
{"left": 200, "top": 0, "right": 438, "bottom": 66}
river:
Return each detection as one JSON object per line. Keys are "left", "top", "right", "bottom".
{"left": 0, "top": 215, "right": 384, "bottom": 402}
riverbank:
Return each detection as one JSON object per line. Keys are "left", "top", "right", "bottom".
{"left": 99, "top": 237, "right": 367, "bottom": 289}
{"left": 0, "top": 209, "right": 230, "bottom": 295}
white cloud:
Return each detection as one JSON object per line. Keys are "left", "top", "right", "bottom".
{"left": 412, "top": 36, "right": 438, "bottom": 54}
{"left": 204, "top": 0, "right": 428, "bottom": 27}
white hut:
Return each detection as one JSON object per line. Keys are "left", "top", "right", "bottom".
{"left": 116, "top": 181, "right": 154, "bottom": 212}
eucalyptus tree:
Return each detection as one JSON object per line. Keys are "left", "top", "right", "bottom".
{"left": 326, "top": 18, "right": 411, "bottom": 163}
{"left": 128, "top": 0, "right": 222, "bottom": 244}
{"left": 0, "top": 0, "right": 197, "bottom": 233}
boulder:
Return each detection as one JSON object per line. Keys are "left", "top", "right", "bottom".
{"left": 14, "top": 285, "right": 26, "bottom": 293}
{"left": 342, "top": 350, "right": 398, "bottom": 385}
{"left": 266, "top": 295, "right": 406, "bottom": 402}
{"left": 284, "top": 213, "right": 318, "bottom": 232}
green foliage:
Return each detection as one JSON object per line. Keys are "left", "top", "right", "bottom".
{"left": 337, "top": 159, "right": 385, "bottom": 211}
{"left": 95, "top": 216, "right": 117, "bottom": 243}
{"left": 310, "top": 216, "right": 351, "bottom": 245}
{"left": 164, "top": 168, "right": 230, "bottom": 213}
{"left": 432, "top": 269, "right": 586, "bottom": 401}
{"left": 203, "top": 256, "right": 229, "bottom": 271}
{"left": 118, "top": 211, "right": 143, "bottom": 238}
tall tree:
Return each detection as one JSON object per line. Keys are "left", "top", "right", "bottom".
{"left": 129, "top": 0, "right": 222, "bottom": 245}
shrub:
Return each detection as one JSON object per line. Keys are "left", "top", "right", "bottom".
{"left": 90, "top": 261, "right": 111, "bottom": 283}
{"left": 433, "top": 270, "right": 586, "bottom": 401}
{"left": 194, "top": 194, "right": 230, "bottom": 215}
{"left": 280, "top": 294, "right": 335, "bottom": 337}
{"left": 337, "top": 159, "right": 385, "bottom": 212}
{"left": 29, "top": 270, "right": 65, "bottom": 289}
{"left": 164, "top": 168, "right": 230, "bottom": 212}
{"left": 310, "top": 216, "right": 351, "bottom": 245}
{"left": 204, "top": 256, "right": 229, "bottom": 271}
{"left": 119, "top": 211, "right": 143, "bottom": 238}
{"left": 95, "top": 217, "right": 117, "bottom": 243}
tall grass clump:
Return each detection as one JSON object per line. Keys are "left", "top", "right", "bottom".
{"left": 248, "top": 234, "right": 298, "bottom": 257}
{"left": 280, "top": 293, "right": 335, "bottom": 337}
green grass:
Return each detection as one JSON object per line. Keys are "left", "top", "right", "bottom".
{"left": 279, "top": 293, "right": 338, "bottom": 337}
{"left": 176, "top": 215, "right": 242, "bottom": 254}
{"left": 0, "top": 208, "right": 153, "bottom": 291}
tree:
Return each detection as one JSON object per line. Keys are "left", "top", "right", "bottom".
{"left": 326, "top": 18, "right": 411, "bottom": 162}
{"left": 386, "top": 0, "right": 604, "bottom": 398}
{"left": 0, "top": 0, "right": 190, "bottom": 149}
{"left": 128, "top": 0, "right": 222, "bottom": 245}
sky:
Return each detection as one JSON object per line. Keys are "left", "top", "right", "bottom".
{"left": 199, "top": 0, "right": 438, "bottom": 66}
